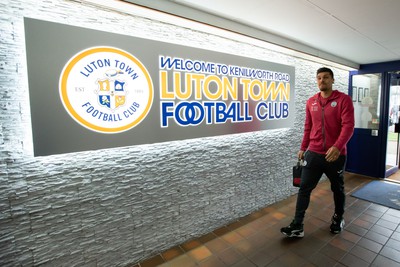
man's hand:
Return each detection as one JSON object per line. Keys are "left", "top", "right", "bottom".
{"left": 326, "top": 146, "right": 340, "bottom": 162}
{"left": 298, "top": 150, "right": 305, "bottom": 160}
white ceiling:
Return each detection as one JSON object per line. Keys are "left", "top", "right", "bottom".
{"left": 124, "top": 0, "right": 400, "bottom": 68}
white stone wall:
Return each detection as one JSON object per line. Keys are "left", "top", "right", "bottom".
{"left": 0, "top": 0, "right": 350, "bottom": 266}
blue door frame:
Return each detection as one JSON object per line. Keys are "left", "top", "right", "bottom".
{"left": 346, "top": 60, "right": 400, "bottom": 178}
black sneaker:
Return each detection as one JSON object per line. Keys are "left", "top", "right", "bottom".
{"left": 330, "top": 214, "right": 344, "bottom": 234}
{"left": 280, "top": 221, "right": 304, "bottom": 238}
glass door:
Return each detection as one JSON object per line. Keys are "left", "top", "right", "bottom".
{"left": 346, "top": 73, "right": 385, "bottom": 178}
{"left": 386, "top": 73, "right": 400, "bottom": 179}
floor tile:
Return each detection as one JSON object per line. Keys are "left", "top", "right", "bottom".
{"left": 364, "top": 230, "right": 390, "bottom": 245}
{"left": 386, "top": 209, "right": 400, "bottom": 218}
{"left": 358, "top": 213, "right": 380, "bottom": 224}
{"left": 376, "top": 218, "right": 399, "bottom": 231}
{"left": 369, "top": 204, "right": 389, "bottom": 213}
{"left": 308, "top": 251, "right": 338, "bottom": 267}
{"left": 221, "top": 231, "right": 244, "bottom": 245}
{"left": 230, "top": 258, "right": 257, "bottom": 267}
{"left": 217, "top": 247, "right": 242, "bottom": 266}
{"left": 197, "top": 255, "right": 227, "bottom": 267}
{"left": 364, "top": 208, "right": 385, "bottom": 218}
{"left": 372, "top": 255, "right": 400, "bottom": 267}
{"left": 379, "top": 246, "right": 400, "bottom": 263}
{"left": 319, "top": 243, "right": 347, "bottom": 261}
{"left": 232, "top": 239, "right": 257, "bottom": 257}
{"left": 310, "top": 228, "right": 335, "bottom": 243}
{"left": 351, "top": 217, "right": 375, "bottom": 230}
{"left": 161, "top": 254, "right": 197, "bottom": 267}
{"left": 198, "top": 233, "right": 218, "bottom": 244}
{"left": 213, "top": 226, "right": 231, "bottom": 237}
{"left": 136, "top": 171, "right": 400, "bottom": 267}
{"left": 329, "top": 235, "right": 356, "bottom": 251}
{"left": 247, "top": 249, "right": 274, "bottom": 266}
{"left": 187, "top": 245, "right": 213, "bottom": 262}
{"left": 140, "top": 255, "right": 165, "bottom": 267}
{"left": 381, "top": 213, "right": 400, "bottom": 223}
{"left": 161, "top": 246, "right": 184, "bottom": 261}
{"left": 349, "top": 245, "right": 377, "bottom": 263}
{"left": 341, "top": 229, "right": 362, "bottom": 243}
{"left": 357, "top": 237, "right": 383, "bottom": 253}
{"left": 385, "top": 239, "right": 400, "bottom": 251}
{"left": 205, "top": 238, "right": 230, "bottom": 254}
{"left": 181, "top": 239, "right": 202, "bottom": 252}
{"left": 274, "top": 250, "right": 308, "bottom": 267}
{"left": 340, "top": 253, "right": 370, "bottom": 267}
{"left": 369, "top": 224, "right": 395, "bottom": 237}
{"left": 235, "top": 224, "right": 257, "bottom": 238}
{"left": 391, "top": 231, "right": 400, "bottom": 241}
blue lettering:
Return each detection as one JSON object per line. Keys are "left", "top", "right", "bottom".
{"left": 161, "top": 102, "right": 175, "bottom": 127}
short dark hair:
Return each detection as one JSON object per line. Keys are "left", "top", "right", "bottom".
{"left": 317, "top": 67, "right": 334, "bottom": 79}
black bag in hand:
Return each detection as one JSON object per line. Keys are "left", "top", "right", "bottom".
{"left": 292, "top": 159, "right": 302, "bottom": 187}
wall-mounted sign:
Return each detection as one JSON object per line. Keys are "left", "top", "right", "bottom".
{"left": 25, "top": 18, "right": 295, "bottom": 156}
{"left": 59, "top": 47, "right": 153, "bottom": 133}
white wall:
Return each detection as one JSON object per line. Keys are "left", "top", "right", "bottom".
{"left": 0, "top": 0, "right": 350, "bottom": 266}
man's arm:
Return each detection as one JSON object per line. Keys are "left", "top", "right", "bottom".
{"left": 334, "top": 95, "right": 355, "bottom": 151}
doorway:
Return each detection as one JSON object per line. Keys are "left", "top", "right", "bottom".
{"left": 346, "top": 61, "right": 400, "bottom": 179}
{"left": 386, "top": 73, "right": 400, "bottom": 181}
{"left": 346, "top": 72, "right": 383, "bottom": 178}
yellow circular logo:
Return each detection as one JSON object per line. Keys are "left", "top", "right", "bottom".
{"left": 59, "top": 47, "right": 153, "bottom": 133}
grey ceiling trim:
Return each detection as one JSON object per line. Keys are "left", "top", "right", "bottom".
{"left": 122, "top": 0, "right": 359, "bottom": 69}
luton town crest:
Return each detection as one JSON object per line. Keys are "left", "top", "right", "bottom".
{"left": 96, "top": 70, "right": 127, "bottom": 110}
{"left": 59, "top": 46, "right": 153, "bottom": 134}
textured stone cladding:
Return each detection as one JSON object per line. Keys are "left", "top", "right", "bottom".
{"left": 0, "top": 0, "right": 350, "bottom": 266}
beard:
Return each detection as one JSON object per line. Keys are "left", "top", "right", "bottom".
{"left": 319, "top": 84, "right": 331, "bottom": 91}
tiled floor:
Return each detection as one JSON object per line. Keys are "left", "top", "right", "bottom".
{"left": 387, "top": 169, "right": 400, "bottom": 183}
{"left": 134, "top": 172, "right": 400, "bottom": 267}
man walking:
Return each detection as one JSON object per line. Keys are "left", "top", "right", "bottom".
{"left": 281, "top": 67, "right": 355, "bottom": 237}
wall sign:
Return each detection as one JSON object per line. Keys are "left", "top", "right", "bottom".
{"left": 59, "top": 47, "right": 153, "bottom": 133}
{"left": 25, "top": 18, "right": 295, "bottom": 156}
